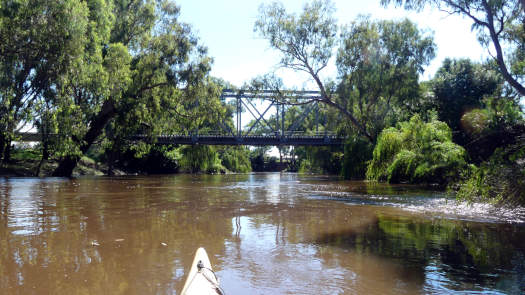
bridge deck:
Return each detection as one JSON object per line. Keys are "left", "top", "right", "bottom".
{"left": 130, "top": 135, "right": 344, "bottom": 146}
{"left": 15, "top": 133, "right": 344, "bottom": 146}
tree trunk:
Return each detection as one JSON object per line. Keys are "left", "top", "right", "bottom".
{"left": 323, "top": 98, "right": 374, "bottom": 142}
{"left": 52, "top": 100, "right": 117, "bottom": 177}
{"left": 35, "top": 136, "right": 50, "bottom": 176}
{"left": 0, "top": 132, "right": 14, "bottom": 165}
{"left": 306, "top": 65, "right": 374, "bottom": 143}
{"left": 107, "top": 152, "right": 115, "bottom": 176}
{"left": 0, "top": 133, "right": 5, "bottom": 165}
{"left": 35, "top": 159, "right": 46, "bottom": 177}
{"left": 51, "top": 155, "right": 80, "bottom": 177}
{"left": 107, "top": 144, "right": 119, "bottom": 176}
{"left": 479, "top": 0, "right": 525, "bottom": 96}
{"left": 3, "top": 139, "right": 12, "bottom": 164}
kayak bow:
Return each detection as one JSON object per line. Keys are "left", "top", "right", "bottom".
{"left": 180, "top": 248, "right": 224, "bottom": 295}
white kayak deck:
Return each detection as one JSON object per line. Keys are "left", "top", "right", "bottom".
{"left": 180, "top": 248, "right": 222, "bottom": 295}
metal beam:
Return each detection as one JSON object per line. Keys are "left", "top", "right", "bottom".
{"left": 130, "top": 135, "right": 343, "bottom": 146}
{"left": 221, "top": 89, "right": 322, "bottom": 101}
{"left": 244, "top": 101, "right": 275, "bottom": 136}
{"left": 281, "top": 104, "right": 285, "bottom": 138}
{"left": 241, "top": 99, "right": 275, "bottom": 135}
{"left": 286, "top": 102, "right": 316, "bottom": 134}
{"left": 15, "top": 132, "right": 345, "bottom": 146}
{"left": 14, "top": 89, "right": 344, "bottom": 147}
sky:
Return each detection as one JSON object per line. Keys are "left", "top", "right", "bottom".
{"left": 175, "top": 0, "right": 488, "bottom": 88}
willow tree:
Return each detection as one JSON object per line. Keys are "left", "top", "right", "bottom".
{"left": 52, "top": 1, "right": 217, "bottom": 176}
{"left": 367, "top": 115, "right": 468, "bottom": 184}
{"left": 0, "top": 0, "right": 88, "bottom": 164}
{"left": 382, "top": 0, "right": 525, "bottom": 96}
{"left": 255, "top": 0, "right": 435, "bottom": 142}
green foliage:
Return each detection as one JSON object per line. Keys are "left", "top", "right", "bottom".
{"left": 10, "top": 146, "right": 41, "bottom": 162}
{"left": 102, "top": 144, "right": 179, "bottom": 174}
{"left": 459, "top": 96, "right": 524, "bottom": 163}
{"left": 254, "top": 0, "right": 370, "bottom": 139}
{"left": 0, "top": 0, "right": 229, "bottom": 175}
{"left": 0, "top": 0, "right": 89, "bottom": 163}
{"left": 461, "top": 96, "right": 523, "bottom": 137}
{"left": 431, "top": 58, "right": 501, "bottom": 139}
{"left": 367, "top": 115, "right": 468, "bottom": 184}
{"left": 460, "top": 108, "right": 490, "bottom": 136}
{"left": 249, "top": 147, "right": 269, "bottom": 172}
{"left": 298, "top": 159, "right": 316, "bottom": 174}
{"left": 342, "top": 135, "right": 373, "bottom": 179}
{"left": 217, "top": 146, "right": 251, "bottom": 173}
{"left": 482, "top": 96, "right": 524, "bottom": 130}
{"left": 381, "top": 0, "right": 525, "bottom": 96}
{"left": 297, "top": 146, "right": 343, "bottom": 175}
{"left": 255, "top": 2, "right": 436, "bottom": 142}
{"left": 179, "top": 145, "right": 222, "bottom": 174}
{"left": 255, "top": 0, "right": 336, "bottom": 74}
{"left": 456, "top": 139, "right": 525, "bottom": 206}
{"left": 0, "top": 0, "right": 221, "bottom": 176}
{"left": 337, "top": 16, "right": 436, "bottom": 139}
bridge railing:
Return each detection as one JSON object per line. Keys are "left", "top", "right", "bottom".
{"left": 14, "top": 132, "right": 344, "bottom": 146}
{"left": 149, "top": 131, "right": 340, "bottom": 139}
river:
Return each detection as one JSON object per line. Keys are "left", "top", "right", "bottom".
{"left": 1, "top": 173, "right": 524, "bottom": 294}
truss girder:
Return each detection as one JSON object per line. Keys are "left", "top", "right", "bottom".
{"left": 15, "top": 89, "right": 344, "bottom": 147}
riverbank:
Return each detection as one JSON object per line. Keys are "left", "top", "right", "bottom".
{"left": 0, "top": 156, "right": 285, "bottom": 177}
{"left": 0, "top": 146, "right": 294, "bottom": 177}
{"left": 0, "top": 157, "right": 112, "bottom": 177}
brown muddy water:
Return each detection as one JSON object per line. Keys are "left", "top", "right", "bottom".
{"left": 1, "top": 173, "right": 524, "bottom": 294}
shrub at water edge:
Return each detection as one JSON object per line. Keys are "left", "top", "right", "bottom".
{"left": 367, "top": 115, "right": 468, "bottom": 184}
{"left": 456, "top": 136, "right": 525, "bottom": 206}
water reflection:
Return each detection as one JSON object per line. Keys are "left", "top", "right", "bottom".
{"left": 314, "top": 212, "right": 525, "bottom": 294}
{"left": 0, "top": 174, "right": 524, "bottom": 294}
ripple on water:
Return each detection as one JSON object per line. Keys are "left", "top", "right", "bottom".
{"left": 309, "top": 191, "right": 525, "bottom": 224}
{"left": 403, "top": 198, "right": 525, "bottom": 224}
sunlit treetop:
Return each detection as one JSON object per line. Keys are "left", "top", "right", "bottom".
{"left": 381, "top": 0, "right": 525, "bottom": 96}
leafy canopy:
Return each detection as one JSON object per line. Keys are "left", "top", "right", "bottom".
{"left": 255, "top": 0, "right": 337, "bottom": 77}
{"left": 337, "top": 16, "right": 436, "bottom": 140}
{"left": 255, "top": 1, "right": 436, "bottom": 142}
{"left": 367, "top": 115, "right": 468, "bottom": 184}
{"left": 431, "top": 58, "right": 502, "bottom": 134}
{"left": 381, "top": 0, "right": 525, "bottom": 96}
{"left": 0, "top": 0, "right": 90, "bottom": 162}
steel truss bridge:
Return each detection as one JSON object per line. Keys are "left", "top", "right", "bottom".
{"left": 17, "top": 89, "right": 345, "bottom": 146}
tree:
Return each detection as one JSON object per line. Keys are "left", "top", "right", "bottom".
{"left": 429, "top": 58, "right": 524, "bottom": 162}
{"left": 179, "top": 145, "right": 222, "bottom": 173}
{"left": 255, "top": 0, "right": 373, "bottom": 140}
{"left": 366, "top": 115, "right": 468, "bottom": 184}
{"left": 456, "top": 133, "right": 525, "bottom": 205}
{"left": 431, "top": 58, "right": 501, "bottom": 139}
{"left": 33, "top": 97, "right": 59, "bottom": 176}
{"left": 0, "top": 0, "right": 88, "bottom": 164}
{"left": 336, "top": 16, "right": 436, "bottom": 140}
{"left": 52, "top": 1, "right": 215, "bottom": 176}
{"left": 381, "top": 0, "right": 525, "bottom": 96}
{"left": 255, "top": 1, "right": 435, "bottom": 142}
{"left": 217, "top": 146, "right": 252, "bottom": 173}
{"left": 342, "top": 135, "right": 373, "bottom": 179}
